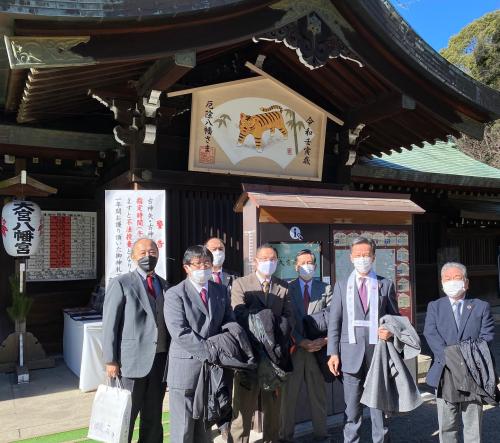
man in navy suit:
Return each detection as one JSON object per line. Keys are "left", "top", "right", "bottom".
{"left": 424, "top": 262, "right": 495, "bottom": 443}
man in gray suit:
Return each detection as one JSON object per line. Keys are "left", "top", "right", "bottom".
{"left": 164, "top": 245, "right": 235, "bottom": 443}
{"left": 205, "top": 237, "right": 239, "bottom": 293}
{"left": 103, "top": 238, "right": 169, "bottom": 443}
{"left": 280, "top": 249, "right": 332, "bottom": 443}
{"left": 205, "top": 236, "right": 239, "bottom": 440}
{"left": 424, "top": 262, "right": 495, "bottom": 443}
{"left": 327, "top": 237, "right": 399, "bottom": 443}
{"left": 230, "top": 243, "right": 293, "bottom": 443}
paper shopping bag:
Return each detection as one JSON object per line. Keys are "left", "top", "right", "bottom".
{"left": 88, "top": 382, "right": 132, "bottom": 443}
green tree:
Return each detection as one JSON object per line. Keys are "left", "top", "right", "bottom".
{"left": 440, "top": 10, "right": 500, "bottom": 168}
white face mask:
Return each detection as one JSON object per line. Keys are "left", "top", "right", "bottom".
{"left": 298, "top": 264, "right": 315, "bottom": 281}
{"left": 190, "top": 268, "right": 212, "bottom": 285}
{"left": 352, "top": 257, "right": 372, "bottom": 274}
{"left": 257, "top": 260, "right": 277, "bottom": 277}
{"left": 211, "top": 250, "right": 225, "bottom": 267}
{"left": 442, "top": 280, "right": 466, "bottom": 299}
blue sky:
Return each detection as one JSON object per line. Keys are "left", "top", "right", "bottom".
{"left": 393, "top": 0, "right": 500, "bottom": 51}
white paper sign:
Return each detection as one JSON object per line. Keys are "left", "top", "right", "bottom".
{"left": 105, "top": 190, "right": 166, "bottom": 286}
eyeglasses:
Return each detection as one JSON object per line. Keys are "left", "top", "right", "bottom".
{"left": 188, "top": 261, "right": 212, "bottom": 270}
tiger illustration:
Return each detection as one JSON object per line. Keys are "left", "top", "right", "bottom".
{"left": 237, "top": 105, "right": 288, "bottom": 152}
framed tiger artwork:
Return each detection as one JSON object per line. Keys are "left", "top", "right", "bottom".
{"left": 177, "top": 75, "right": 335, "bottom": 181}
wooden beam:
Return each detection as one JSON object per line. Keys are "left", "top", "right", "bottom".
{"left": 0, "top": 143, "right": 100, "bottom": 160}
{"left": 347, "top": 93, "right": 415, "bottom": 127}
{"left": 0, "top": 124, "right": 117, "bottom": 151}
{"left": 135, "top": 51, "right": 196, "bottom": 96}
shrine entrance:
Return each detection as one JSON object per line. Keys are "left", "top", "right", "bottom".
{"left": 235, "top": 183, "right": 424, "bottom": 417}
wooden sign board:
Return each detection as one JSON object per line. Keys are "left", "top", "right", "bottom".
{"left": 186, "top": 76, "right": 328, "bottom": 181}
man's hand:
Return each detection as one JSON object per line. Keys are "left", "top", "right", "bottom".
{"left": 299, "top": 338, "right": 325, "bottom": 353}
{"left": 106, "top": 363, "right": 120, "bottom": 378}
{"left": 328, "top": 355, "right": 341, "bottom": 376}
{"left": 312, "top": 337, "right": 327, "bottom": 350}
{"left": 378, "top": 327, "right": 393, "bottom": 341}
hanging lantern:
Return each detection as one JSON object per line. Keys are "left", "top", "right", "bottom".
{"left": 1, "top": 200, "right": 42, "bottom": 257}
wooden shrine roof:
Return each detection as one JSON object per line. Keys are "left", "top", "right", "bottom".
{"left": 234, "top": 183, "right": 425, "bottom": 214}
{"left": 0, "top": 0, "right": 498, "bottom": 157}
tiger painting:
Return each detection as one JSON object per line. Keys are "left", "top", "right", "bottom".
{"left": 237, "top": 105, "right": 288, "bottom": 152}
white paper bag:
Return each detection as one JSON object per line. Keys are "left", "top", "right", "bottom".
{"left": 88, "top": 381, "right": 132, "bottom": 443}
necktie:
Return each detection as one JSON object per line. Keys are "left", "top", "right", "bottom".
{"left": 262, "top": 280, "right": 270, "bottom": 302}
{"left": 213, "top": 272, "right": 222, "bottom": 284}
{"left": 359, "top": 278, "right": 368, "bottom": 313}
{"left": 200, "top": 288, "right": 208, "bottom": 307}
{"left": 453, "top": 301, "right": 461, "bottom": 328}
{"left": 303, "top": 283, "right": 310, "bottom": 313}
{"left": 146, "top": 275, "right": 156, "bottom": 299}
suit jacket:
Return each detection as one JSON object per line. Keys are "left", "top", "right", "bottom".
{"left": 231, "top": 273, "right": 293, "bottom": 330}
{"left": 288, "top": 278, "right": 332, "bottom": 344}
{"left": 102, "top": 270, "right": 169, "bottom": 379}
{"left": 423, "top": 296, "right": 495, "bottom": 388}
{"left": 164, "top": 279, "right": 235, "bottom": 390}
{"left": 327, "top": 275, "right": 399, "bottom": 374}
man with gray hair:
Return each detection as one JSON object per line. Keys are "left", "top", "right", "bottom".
{"left": 424, "top": 261, "right": 495, "bottom": 443}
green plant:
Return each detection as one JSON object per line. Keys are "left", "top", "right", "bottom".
{"left": 6, "top": 273, "right": 32, "bottom": 322}
{"left": 285, "top": 109, "right": 305, "bottom": 155}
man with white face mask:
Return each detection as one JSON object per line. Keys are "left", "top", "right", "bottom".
{"left": 230, "top": 243, "right": 292, "bottom": 443}
{"left": 164, "top": 245, "right": 235, "bottom": 443}
{"left": 424, "top": 262, "right": 495, "bottom": 443}
{"left": 205, "top": 237, "right": 239, "bottom": 293}
{"left": 280, "top": 249, "right": 332, "bottom": 443}
{"left": 327, "top": 237, "right": 399, "bottom": 443}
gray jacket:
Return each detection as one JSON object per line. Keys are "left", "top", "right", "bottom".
{"left": 360, "top": 315, "right": 422, "bottom": 413}
{"left": 327, "top": 275, "right": 399, "bottom": 374}
{"left": 288, "top": 278, "right": 332, "bottom": 344}
{"left": 164, "top": 279, "right": 235, "bottom": 390}
{"left": 102, "top": 270, "right": 168, "bottom": 378}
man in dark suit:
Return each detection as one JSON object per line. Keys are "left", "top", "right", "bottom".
{"left": 205, "top": 236, "right": 239, "bottom": 440}
{"left": 327, "top": 237, "right": 399, "bottom": 443}
{"left": 230, "top": 243, "right": 293, "bottom": 443}
{"left": 103, "top": 238, "right": 169, "bottom": 443}
{"left": 424, "top": 262, "right": 495, "bottom": 443}
{"left": 205, "top": 237, "right": 239, "bottom": 293}
{"left": 280, "top": 249, "right": 332, "bottom": 443}
{"left": 164, "top": 245, "right": 235, "bottom": 443}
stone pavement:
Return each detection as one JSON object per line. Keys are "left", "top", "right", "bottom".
{"left": 1, "top": 323, "right": 500, "bottom": 442}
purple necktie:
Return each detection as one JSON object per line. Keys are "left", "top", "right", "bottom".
{"left": 359, "top": 278, "right": 368, "bottom": 313}
{"left": 200, "top": 288, "right": 208, "bottom": 307}
{"left": 213, "top": 272, "right": 222, "bottom": 284}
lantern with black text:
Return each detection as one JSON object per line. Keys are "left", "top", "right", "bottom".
{"left": 1, "top": 200, "right": 42, "bottom": 257}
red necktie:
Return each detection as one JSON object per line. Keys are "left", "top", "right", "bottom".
{"left": 200, "top": 288, "right": 208, "bottom": 307}
{"left": 359, "top": 278, "right": 368, "bottom": 313}
{"left": 303, "top": 283, "right": 310, "bottom": 313}
{"left": 213, "top": 272, "right": 222, "bottom": 284}
{"left": 146, "top": 275, "right": 156, "bottom": 299}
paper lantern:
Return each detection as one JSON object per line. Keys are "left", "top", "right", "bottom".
{"left": 1, "top": 200, "right": 42, "bottom": 257}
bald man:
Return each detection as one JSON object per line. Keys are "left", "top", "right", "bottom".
{"left": 103, "top": 238, "right": 170, "bottom": 443}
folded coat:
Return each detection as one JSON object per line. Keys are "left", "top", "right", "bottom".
{"left": 193, "top": 322, "right": 256, "bottom": 428}
{"left": 248, "top": 309, "right": 293, "bottom": 390}
{"left": 443, "top": 338, "right": 499, "bottom": 406}
{"left": 360, "top": 315, "right": 423, "bottom": 413}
